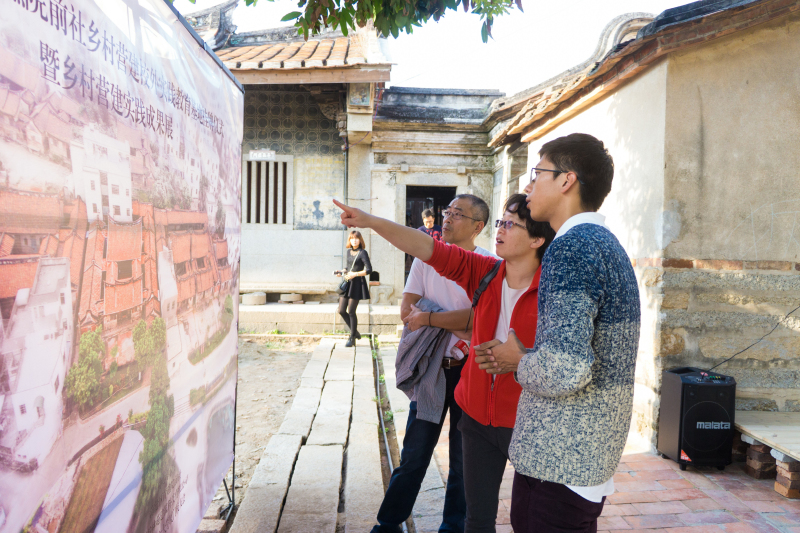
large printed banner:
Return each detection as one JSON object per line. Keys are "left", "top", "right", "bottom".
{"left": 0, "top": 1, "right": 243, "bottom": 532}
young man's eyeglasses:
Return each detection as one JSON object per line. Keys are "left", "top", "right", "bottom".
{"left": 529, "top": 167, "right": 586, "bottom": 186}
{"left": 495, "top": 219, "right": 527, "bottom": 230}
{"left": 442, "top": 209, "right": 481, "bottom": 222}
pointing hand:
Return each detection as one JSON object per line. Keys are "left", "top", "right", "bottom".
{"left": 333, "top": 199, "right": 372, "bottom": 229}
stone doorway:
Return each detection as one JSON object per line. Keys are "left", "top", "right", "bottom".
{"left": 405, "top": 185, "right": 457, "bottom": 282}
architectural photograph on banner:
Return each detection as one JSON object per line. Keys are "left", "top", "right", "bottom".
{"left": 0, "top": 1, "right": 243, "bottom": 533}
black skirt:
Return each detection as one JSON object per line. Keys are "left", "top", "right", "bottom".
{"left": 342, "top": 276, "right": 370, "bottom": 301}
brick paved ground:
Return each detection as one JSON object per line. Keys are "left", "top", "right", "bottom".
{"left": 433, "top": 414, "right": 800, "bottom": 532}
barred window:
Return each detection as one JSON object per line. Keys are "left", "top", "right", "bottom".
{"left": 242, "top": 154, "right": 293, "bottom": 225}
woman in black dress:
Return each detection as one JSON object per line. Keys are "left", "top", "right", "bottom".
{"left": 337, "top": 230, "right": 372, "bottom": 347}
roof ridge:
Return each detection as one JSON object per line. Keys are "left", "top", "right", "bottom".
{"left": 489, "top": 12, "right": 654, "bottom": 114}
{"left": 183, "top": 0, "right": 239, "bottom": 18}
{"left": 489, "top": 0, "right": 789, "bottom": 147}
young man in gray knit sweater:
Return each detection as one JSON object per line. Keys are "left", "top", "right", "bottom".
{"left": 475, "top": 133, "right": 641, "bottom": 532}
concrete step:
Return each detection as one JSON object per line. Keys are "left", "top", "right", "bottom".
{"left": 278, "top": 379, "right": 321, "bottom": 439}
{"left": 229, "top": 434, "right": 303, "bottom": 533}
{"left": 288, "top": 386, "right": 323, "bottom": 415}
{"left": 312, "top": 341, "right": 335, "bottom": 362}
{"left": 277, "top": 410, "right": 315, "bottom": 440}
{"left": 239, "top": 303, "right": 401, "bottom": 335}
{"left": 278, "top": 444, "right": 344, "bottom": 533}
{"left": 301, "top": 359, "right": 329, "bottom": 380}
{"left": 301, "top": 342, "right": 334, "bottom": 380}
{"left": 307, "top": 381, "right": 354, "bottom": 446}
{"left": 380, "top": 349, "right": 410, "bottom": 438}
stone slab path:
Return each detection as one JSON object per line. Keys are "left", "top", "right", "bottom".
{"left": 278, "top": 444, "right": 344, "bottom": 533}
{"left": 229, "top": 338, "right": 383, "bottom": 533}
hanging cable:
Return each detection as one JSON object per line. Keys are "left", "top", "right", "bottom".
{"left": 707, "top": 303, "right": 800, "bottom": 372}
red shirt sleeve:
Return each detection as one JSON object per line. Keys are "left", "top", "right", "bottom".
{"left": 424, "top": 239, "right": 499, "bottom": 299}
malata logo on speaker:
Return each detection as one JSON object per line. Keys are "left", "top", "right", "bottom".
{"left": 696, "top": 421, "right": 731, "bottom": 429}
{"left": 680, "top": 450, "right": 692, "bottom": 462}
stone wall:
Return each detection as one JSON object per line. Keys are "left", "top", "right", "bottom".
{"left": 658, "top": 262, "right": 800, "bottom": 413}
{"left": 660, "top": 14, "right": 800, "bottom": 419}
{"left": 371, "top": 88, "right": 502, "bottom": 301}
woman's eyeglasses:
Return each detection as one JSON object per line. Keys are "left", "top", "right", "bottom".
{"left": 495, "top": 219, "right": 527, "bottom": 230}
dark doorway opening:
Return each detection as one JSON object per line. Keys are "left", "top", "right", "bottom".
{"left": 405, "top": 185, "right": 457, "bottom": 282}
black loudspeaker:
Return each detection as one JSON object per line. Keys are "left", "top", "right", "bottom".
{"left": 657, "top": 367, "right": 736, "bottom": 470}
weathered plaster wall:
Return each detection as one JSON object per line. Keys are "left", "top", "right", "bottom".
{"left": 294, "top": 157, "right": 345, "bottom": 230}
{"left": 526, "top": 60, "right": 669, "bottom": 447}
{"left": 240, "top": 226, "right": 346, "bottom": 290}
{"left": 240, "top": 85, "right": 347, "bottom": 293}
{"left": 371, "top": 91, "right": 498, "bottom": 301}
{"left": 663, "top": 14, "right": 800, "bottom": 263}
{"left": 661, "top": 14, "right": 800, "bottom": 414}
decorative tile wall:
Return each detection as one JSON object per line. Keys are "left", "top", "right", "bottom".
{"left": 242, "top": 85, "right": 343, "bottom": 157}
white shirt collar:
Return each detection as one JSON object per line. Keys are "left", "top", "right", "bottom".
{"left": 554, "top": 212, "right": 607, "bottom": 241}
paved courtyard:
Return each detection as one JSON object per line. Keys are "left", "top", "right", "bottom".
{"left": 225, "top": 339, "right": 800, "bottom": 533}
{"left": 436, "top": 420, "right": 800, "bottom": 533}
{"left": 431, "top": 412, "right": 800, "bottom": 533}
{"left": 422, "top": 373, "right": 800, "bottom": 532}
{"left": 597, "top": 455, "right": 800, "bottom": 532}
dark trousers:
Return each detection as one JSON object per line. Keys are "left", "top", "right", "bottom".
{"left": 372, "top": 365, "right": 465, "bottom": 533}
{"left": 510, "top": 472, "right": 605, "bottom": 533}
{"left": 458, "top": 411, "right": 514, "bottom": 533}
{"left": 338, "top": 296, "right": 359, "bottom": 337}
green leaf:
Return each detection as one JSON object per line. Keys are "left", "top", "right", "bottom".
{"left": 340, "top": 8, "right": 353, "bottom": 27}
{"left": 242, "top": 0, "right": 512, "bottom": 41}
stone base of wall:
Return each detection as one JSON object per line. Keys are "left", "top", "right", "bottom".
{"left": 629, "top": 258, "right": 800, "bottom": 450}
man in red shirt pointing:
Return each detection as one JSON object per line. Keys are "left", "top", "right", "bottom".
{"left": 334, "top": 193, "right": 554, "bottom": 532}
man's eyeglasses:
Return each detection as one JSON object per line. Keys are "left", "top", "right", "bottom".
{"left": 529, "top": 167, "right": 585, "bottom": 186}
{"left": 495, "top": 219, "right": 527, "bottom": 230}
{"left": 442, "top": 210, "right": 481, "bottom": 222}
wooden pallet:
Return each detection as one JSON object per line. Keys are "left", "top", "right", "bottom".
{"left": 735, "top": 411, "right": 800, "bottom": 498}
{"left": 735, "top": 411, "right": 800, "bottom": 458}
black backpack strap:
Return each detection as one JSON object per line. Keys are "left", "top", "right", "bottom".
{"left": 471, "top": 260, "right": 502, "bottom": 309}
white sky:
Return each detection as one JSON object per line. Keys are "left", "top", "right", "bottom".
{"left": 173, "top": 0, "right": 683, "bottom": 97}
